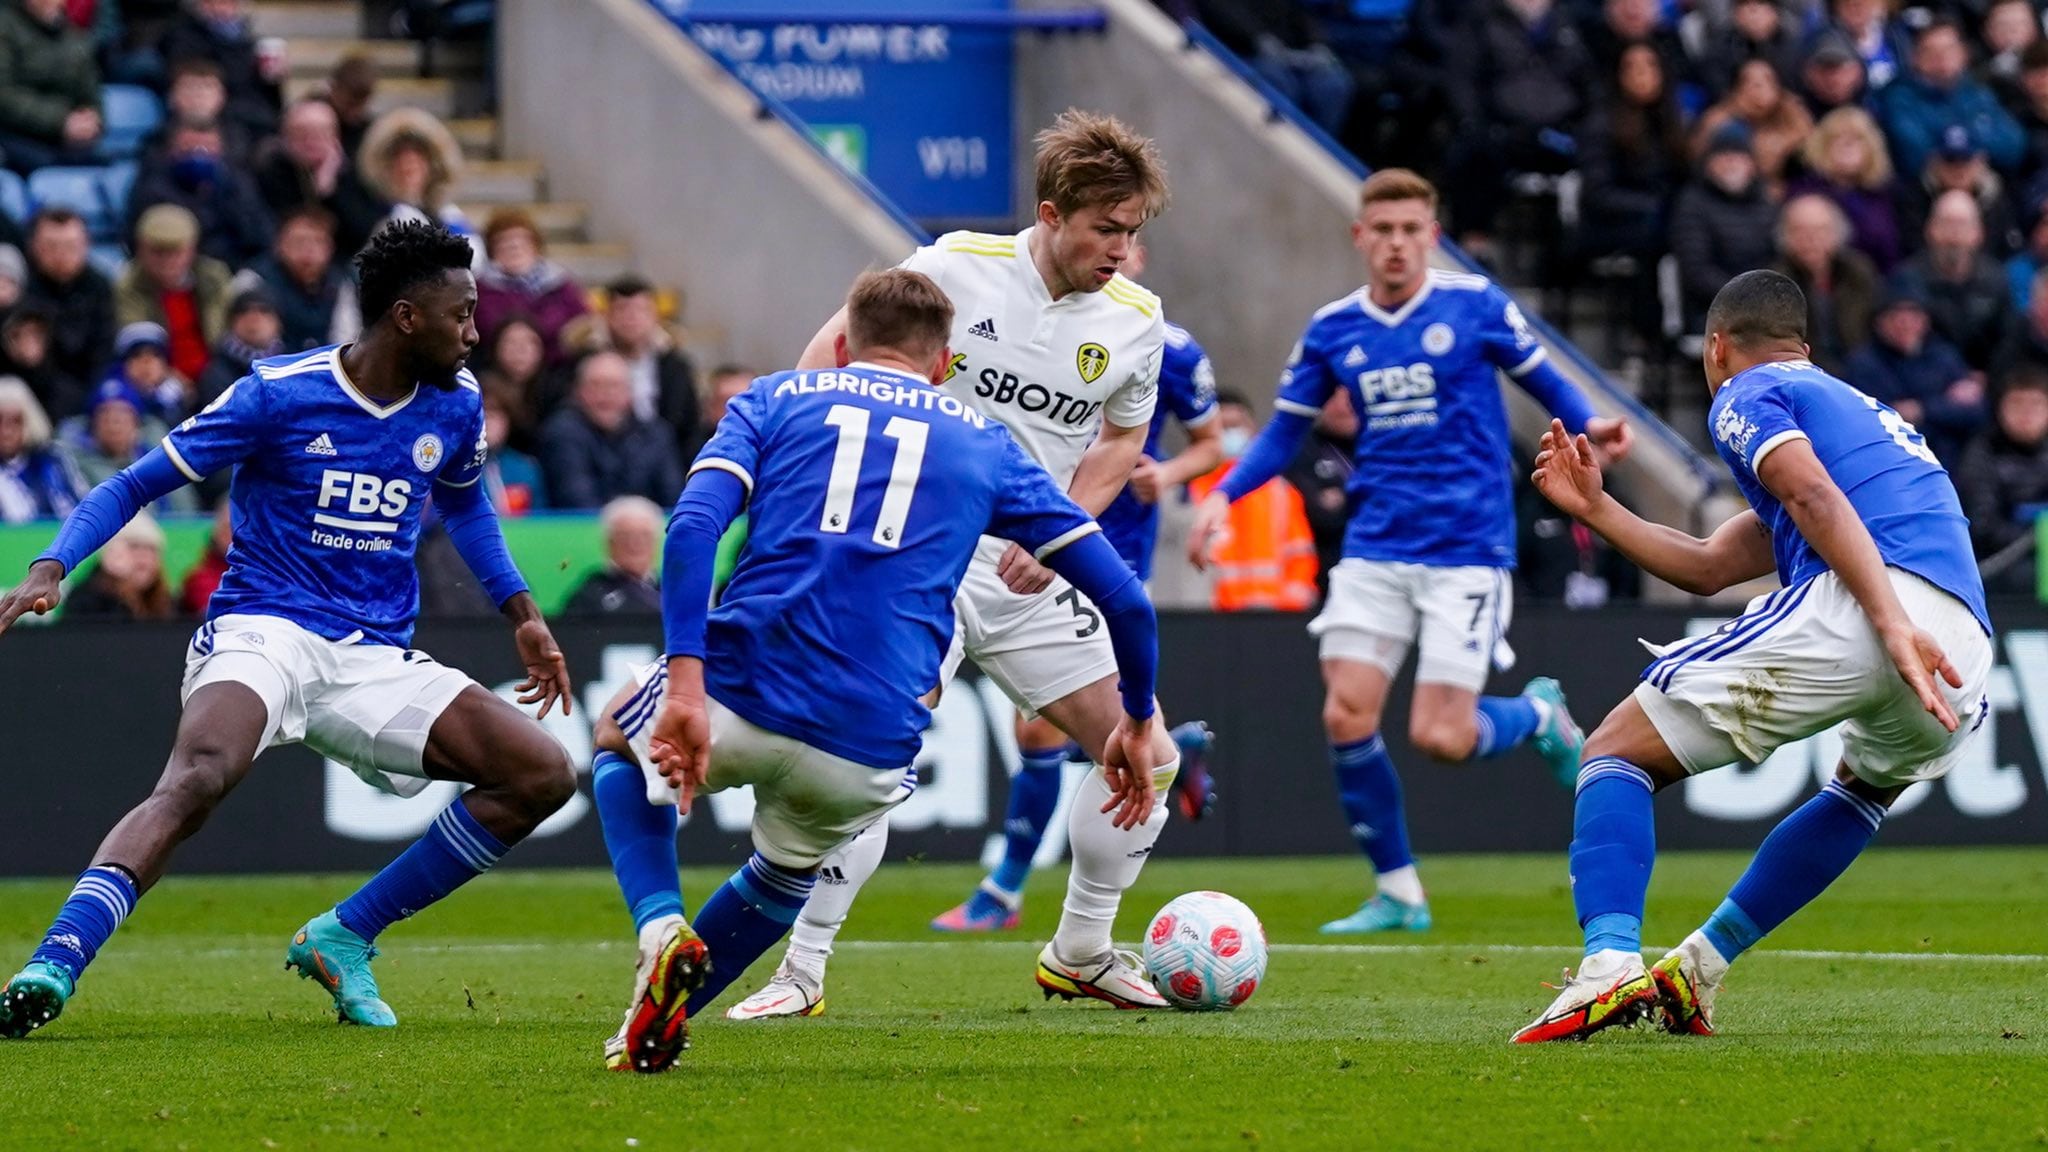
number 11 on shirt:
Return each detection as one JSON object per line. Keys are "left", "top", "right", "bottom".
{"left": 821, "top": 404, "right": 929, "bottom": 547}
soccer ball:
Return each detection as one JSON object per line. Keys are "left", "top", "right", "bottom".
{"left": 1141, "top": 891, "right": 1268, "bottom": 1011}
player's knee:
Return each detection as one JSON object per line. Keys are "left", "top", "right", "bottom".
{"left": 505, "top": 740, "right": 576, "bottom": 820}
{"left": 592, "top": 716, "right": 631, "bottom": 759}
{"left": 150, "top": 758, "right": 236, "bottom": 827}
{"left": 1409, "top": 716, "right": 1476, "bottom": 762}
{"left": 1322, "top": 696, "right": 1379, "bottom": 743}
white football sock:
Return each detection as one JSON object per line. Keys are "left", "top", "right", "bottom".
{"left": 1376, "top": 864, "right": 1426, "bottom": 906}
{"left": 1051, "top": 754, "right": 1178, "bottom": 966}
{"left": 783, "top": 817, "right": 888, "bottom": 985}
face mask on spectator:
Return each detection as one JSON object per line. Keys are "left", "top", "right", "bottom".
{"left": 172, "top": 151, "right": 222, "bottom": 189}
{"left": 1221, "top": 427, "right": 1251, "bottom": 458}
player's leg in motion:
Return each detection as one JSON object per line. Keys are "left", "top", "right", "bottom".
{"left": 1316, "top": 654, "right": 1433, "bottom": 934}
{"left": 286, "top": 687, "right": 576, "bottom": 1027}
{"left": 728, "top": 813, "right": 885, "bottom": 1019}
{"left": 0, "top": 683, "right": 270, "bottom": 1038}
{"left": 1653, "top": 762, "right": 1901, "bottom": 1037}
{"left": 1031, "top": 674, "right": 1183, "bottom": 1009}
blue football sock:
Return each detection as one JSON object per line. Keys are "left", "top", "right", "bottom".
{"left": 1703, "top": 779, "right": 1885, "bottom": 964}
{"left": 988, "top": 744, "right": 1068, "bottom": 895}
{"left": 684, "top": 853, "right": 817, "bottom": 1014}
{"left": 335, "top": 799, "right": 508, "bottom": 943}
{"left": 594, "top": 751, "right": 683, "bottom": 931}
{"left": 1471, "top": 695, "right": 1542, "bottom": 759}
{"left": 1569, "top": 756, "right": 1657, "bottom": 957}
{"left": 29, "top": 865, "right": 138, "bottom": 983}
{"left": 1331, "top": 735, "right": 1413, "bottom": 875}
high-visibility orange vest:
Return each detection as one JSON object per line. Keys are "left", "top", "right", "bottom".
{"left": 1189, "top": 466, "right": 1319, "bottom": 611}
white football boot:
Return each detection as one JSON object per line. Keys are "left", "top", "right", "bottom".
{"left": 724, "top": 958, "right": 825, "bottom": 1020}
{"left": 1034, "top": 942, "right": 1169, "bottom": 1009}
{"left": 1651, "top": 932, "right": 1728, "bottom": 1036}
{"left": 1510, "top": 949, "right": 1659, "bottom": 1043}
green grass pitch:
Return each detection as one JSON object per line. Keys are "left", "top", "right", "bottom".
{"left": 1, "top": 851, "right": 2044, "bottom": 1151}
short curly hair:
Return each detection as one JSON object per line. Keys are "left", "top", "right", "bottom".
{"left": 354, "top": 219, "right": 475, "bottom": 323}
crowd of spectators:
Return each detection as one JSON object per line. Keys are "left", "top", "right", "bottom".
{"left": 1165, "top": 0, "right": 2048, "bottom": 585}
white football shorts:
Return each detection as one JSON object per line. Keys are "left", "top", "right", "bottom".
{"left": 1634, "top": 569, "right": 1992, "bottom": 788}
{"left": 935, "top": 539, "right": 1120, "bottom": 718}
{"left": 181, "top": 613, "right": 477, "bottom": 797}
{"left": 1310, "top": 558, "right": 1515, "bottom": 691}
{"left": 614, "top": 661, "right": 916, "bottom": 870}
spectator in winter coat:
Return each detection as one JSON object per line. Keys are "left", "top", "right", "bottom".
{"left": 1959, "top": 365, "right": 2048, "bottom": 591}
{"left": 476, "top": 208, "right": 590, "bottom": 364}
{"left": 561, "top": 496, "right": 664, "bottom": 616}
{"left": 1583, "top": 0, "right": 1686, "bottom": 81}
{"left": 357, "top": 107, "right": 475, "bottom": 254}
{"left": 1578, "top": 42, "right": 1692, "bottom": 260}
{"left": 537, "top": 350, "right": 683, "bottom": 509}
{"left": 126, "top": 118, "right": 273, "bottom": 266}
{"left": 0, "top": 373, "right": 82, "bottom": 521}
{"left": 1772, "top": 193, "right": 1882, "bottom": 378}
{"left": 145, "top": 56, "right": 250, "bottom": 165}
{"left": 1899, "top": 124, "right": 2024, "bottom": 261}
{"left": 1691, "top": 57, "right": 1813, "bottom": 196}
{"left": 253, "top": 99, "right": 389, "bottom": 257}
{"left": 587, "top": 275, "right": 698, "bottom": 459}
{"left": 195, "top": 287, "right": 281, "bottom": 409}
{"left": 1826, "top": 0, "right": 1911, "bottom": 92}
{"left": 114, "top": 204, "right": 231, "bottom": 382}
{"left": 1888, "top": 188, "right": 2017, "bottom": 371}
{"left": 1978, "top": 0, "right": 2037, "bottom": 116}
{"left": 0, "top": 0, "right": 101, "bottom": 172}
{"left": 1846, "top": 283, "right": 1985, "bottom": 468}
{"left": 61, "top": 378, "right": 194, "bottom": 513}
{"left": 1671, "top": 122, "right": 1780, "bottom": 332}
{"left": 1877, "top": 17, "right": 2026, "bottom": 177}
{"left": 21, "top": 207, "right": 112, "bottom": 401}
{"left": 157, "top": 0, "right": 281, "bottom": 142}
{"left": 1797, "top": 29, "right": 1869, "bottom": 120}
{"left": 1442, "top": 0, "right": 1593, "bottom": 249}
{"left": 1689, "top": 0, "right": 1804, "bottom": 100}
{"left": 236, "top": 206, "right": 358, "bottom": 352}
{"left": 1786, "top": 106, "right": 1903, "bottom": 271}
{"left": 0, "top": 301, "right": 78, "bottom": 421}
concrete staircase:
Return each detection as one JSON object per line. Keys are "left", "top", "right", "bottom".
{"left": 254, "top": 0, "right": 634, "bottom": 287}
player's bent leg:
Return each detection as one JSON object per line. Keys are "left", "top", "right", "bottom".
{"left": 1, "top": 683, "right": 269, "bottom": 1039}
{"left": 1317, "top": 656, "right": 1431, "bottom": 933}
{"left": 1033, "top": 675, "right": 1178, "bottom": 1010}
{"left": 732, "top": 817, "right": 888, "bottom": 1019}
{"left": 935, "top": 713, "right": 1066, "bottom": 933}
{"left": 1512, "top": 696, "right": 1687, "bottom": 1043}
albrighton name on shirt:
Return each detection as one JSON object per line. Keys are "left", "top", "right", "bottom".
{"left": 775, "top": 371, "right": 988, "bottom": 427}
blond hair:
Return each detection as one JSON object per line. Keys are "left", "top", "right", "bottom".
{"left": 845, "top": 268, "right": 954, "bottom": 361}
{"left": 1801, "top": 106, "right": 1893, "bottom": 191}
{"left": 0, "top": 375, "right": 52, "bottom": 450}
{"left": 1032, "top": 109, "right": 1169, "bottom": 219}
{"left": 1358, "top": 168, "right": 1439, "bottom": 214}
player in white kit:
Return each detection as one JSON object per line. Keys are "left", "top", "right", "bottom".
{"left": 729, "top": 110, "right": 1184, "bottom": 1015}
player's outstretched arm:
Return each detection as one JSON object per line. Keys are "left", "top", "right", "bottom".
{"left": 1187, "top": 408, "right": 1316, "bottom": 570}
{"left": 647, "top": 466, "right": 749, "bottom": 808}
{"left": 1512, "top": 357, "right": 1634, "bottom": 465}
{"left": 796, "top": 306, "right": 851, "bottom": 372}
{"left": 0, "top": 449, "right": 191, "bottom": 636}
{"left": 1038, "top": 528, "right": 1162, "bottom": 829}
{"left": 1532, "top": 419, "right": 1773, "bottom": 596}
{"left": 1755, "top": 438, "right": 1964, "bottom": 731}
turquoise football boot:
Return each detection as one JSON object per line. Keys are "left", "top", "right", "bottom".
{"left": 0, "top": 962, "right": 75, "bottom": 1038}
{"left": 1524, "top": 676, "right": 1585, "bottom": 790}
{"left": 1319, "top": 893, "right": 1432, "bottom": 934}
{"left": 286, "top": 910, "right": 397, "bottom": 1027}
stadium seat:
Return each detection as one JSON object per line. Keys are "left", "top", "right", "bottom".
{"left": 0, "top": 168, "right": 26, "bottom": 226}
{"left": 100, "top": 85, "right": 164, "bottom": 160}
{"left": 88, "top": 242, "right": 125, "bottom": 278}
{"left": 101, "top": 160, "right": 139, "bottom": 223}
{"left": 29, "top": 166, "right": 118, "bottom": 242}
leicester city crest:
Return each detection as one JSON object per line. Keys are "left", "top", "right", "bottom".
{"left": 1077, "top": 342, "right": 1110, "bottom": 384}
{"left": 1422, "top": 322, "right": 1455, "bottom": 356}
{"left": 412, "top": 433, "right": 445, "bottom": 473}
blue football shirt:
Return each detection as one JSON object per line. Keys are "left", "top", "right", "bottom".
{"left": 691, "top": 362, "right": 1100, "bottom": 770}
{"left": 1276, "top": 269, "right": 1551, "bottom": 568}
{"left": 1098, "top": 321, "right": 1218, "bottom": 578}
{"left": 1709, "top": 359, "right": 1992, "bottom": 634}
{"left": 161, "top": 346, "right": 489, "bottom": 647}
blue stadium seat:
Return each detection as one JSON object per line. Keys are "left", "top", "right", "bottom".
{"left": 0, "top": 169, "right": 26, "bottom": 226}
{"left": 88, "top": 242, "right": 125, "bottom": 278}
{"left": 101, "top": 160, "right": 138, "bottom": 222}
{"left": 100, "top": 85, "right": 164, "bottom": 160}
{"left": 28, "top": 166, "right": 117, "bottom": 241}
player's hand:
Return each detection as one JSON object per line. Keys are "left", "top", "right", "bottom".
{"left": 1880, "top": 622, "right": 1965, "bottom": 732}
{"left": 1584, "top": 416, "right": 1633, "bottom": 467}
{"left": 648, "top": 694, "right": 712, "bottom": 813}
{"left": 0, "top": 559, "right": 63, "bottom": 638}
{"left": 997, "top": 542, "right": 1054, "bottom": 595}
{"left": 1100, "top": 711, "right": 1161, "bottom": 830}
{"left": 1186, "top": 490, "right": 1230, "bottom": 571}
{"left": 1128, "top": 455, "right": 1164, "bottom": 505}
{"left": 1531, "top": 418, "right": 1608, "bottom": 522}
{"left": 511, "top": 617, "right": 573, "bottom": 718}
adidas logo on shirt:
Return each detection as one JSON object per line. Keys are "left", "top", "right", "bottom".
{"left": 1343, "top": 345, "right": 1368, "bottom": 369}
{"left": 967, "top": 317, "right": 998, "bottom": 342}
{"left": 305, "top": 433, "right": 337, "bottom": 457}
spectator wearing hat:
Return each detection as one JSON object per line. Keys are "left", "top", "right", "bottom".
{"left": 236, "top": 206, "right": 359, "bottom": 352}
{"left": 96, "top": 321, "right": 192, "bottom": 424}
{"left": 0, "top": 0, "right": 102, "bottom": 173}
{"left": 561, "top": 496, "right": 664, "bottom": 616}
{"left": 1671, "top": 121, "right": 1779, "bottom": 332}
{"left": 1979, "top": 0, "right": 2039, "bottom": 117}
{"left": 476, "top": 208, "right": 589, "bottom": 364}
{"left": 158, "top": 0, "right": 282, "bottom": 142}
{"left": 1901, "top": 123, "right": 2024, "bottom": 260}
{"left": 1788, "top": 106, "right": 1904, "bottom": 271}
{"left": 538, "top": 350, "right": 683, "bottom": 510}
{"left": 196, "top": 287, "right": 280, "bottom": 408}
{"left": 359, "top": 107, "right": 474, "bottom": 253}
{"left": 1689, "top": 0, "right": 1804, "bottom": 101}
{"left": 0, "top": 373, "right": 81, "bottom": 521}
{"left": 0, "top": 300, "right": 76, "bottom": 420}
{"left": 116, "top": 203, "right": 232, "bottom": 382}
{"left": 127, "top": 117, "right": 273, "bottom": 267}
{"left": 254, "top": 98, "right": 389, "bottom": 257}
{"left": 21, "top": 206, "right": 112, "bottom": 400}
{"left": 1877, "top": 16, "right": 2025, "bottom": 178}
{"left": 1959, "top": 364, "right": 2048, "bottom": 593}
{"left": 60, "top": 377, "right": 195, "bottom": 513}
{"left": 1825, "top": 0, "right": 1911, "bottom": 92}
{"left": 1798, "top": 28, "right": 1870, "bottom": 120}
{"left": 1773, "top": 193, "right": 1881, "bottom": 378}
{"left": 1691, "top": 56, "right": 1814, "bottom": 196}
{"left": 1847, "top": 281, "right": 1985, "bottom": 468}
{"left": 593, "top": 274, "right": 697, "bottom": 458}
{"left": 1891, "top": 188, "right": 2017, "bottom": 371}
